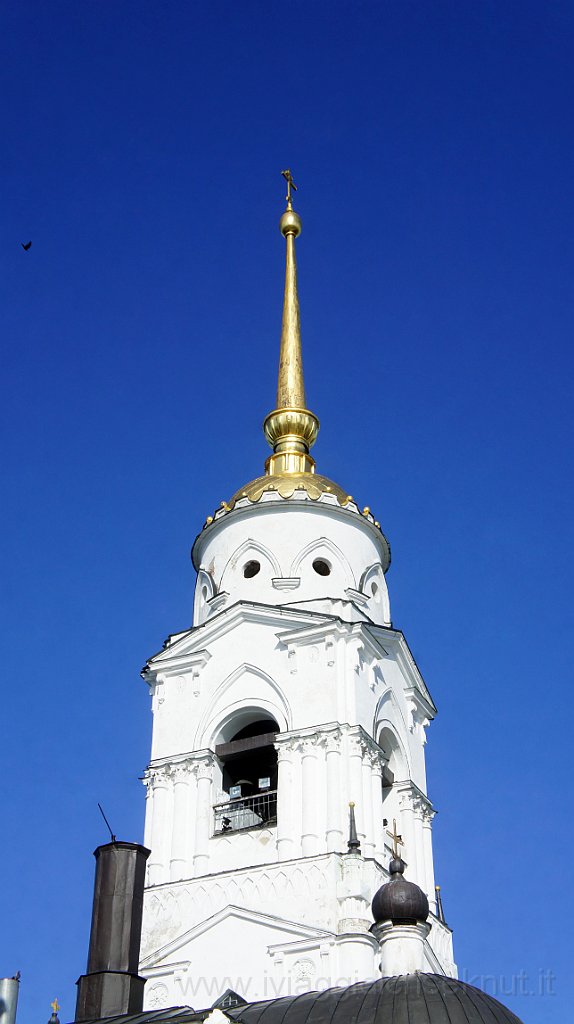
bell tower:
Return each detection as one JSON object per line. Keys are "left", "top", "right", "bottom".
{"left": 138, "top": 175, "right": 456, "bottom": 1009}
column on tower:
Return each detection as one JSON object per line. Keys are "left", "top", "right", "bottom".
{"left": 398, "top": 785, "right": 419, "bottom": 883}
{"left": 143, "top": 775, "right": 153, "bottom": 851}
{"left": 346, "top": 732, "right": 367, "bottom": 849}
{"left": 300, "top": 737, "right": 321, "bottom": 856}
{"left": 343, "top": 730, "right": 390, "bottom": 861}
{"left": 397, "top": 782, "right": 435, "bottom": 896}
{"left": 361, "top": 752, "right": 376, "bottom": 859}
{"left": 276, "top": 726, "right": 350, "bottom": 858}
{"left": 146, "top": 766, "right": 171, "bottom": 885}
{"left": 420, "top": 801, "right": 437, "bottom": 911}
{"left": 325, "top": 730, "right": 344, "bottom": 853}
{"left": 370, "top": 751, "right": 387, "bottom": 861}
{"left": 193, "top": 754, "right": 216, "bottom": 876}
{"left": 275, "top": 736, "right": 298, "bottom": 860}
{"left": 170, "top": 763, "right": 193, "bottom": 881}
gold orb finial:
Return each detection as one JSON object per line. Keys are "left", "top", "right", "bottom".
{"left": 280, "top": 208, "right": 302, "bottom": 238}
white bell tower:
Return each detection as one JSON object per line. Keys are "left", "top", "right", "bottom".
{"left": 138, "top": 173, "right": 456, "bottom": 1010}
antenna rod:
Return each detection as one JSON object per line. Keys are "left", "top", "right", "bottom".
{"left": 97, "top": 802, "right": 116, "bottom": 843}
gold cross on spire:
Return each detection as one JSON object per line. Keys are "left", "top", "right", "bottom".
{"left": 51, "top": 1000, "right": 60, "bottom": 1015}
{"left": 386, "top": 818, "right": 404, "bottom": 859}
{"left": 281, "top": 168, "right": 297, "bottom": 208}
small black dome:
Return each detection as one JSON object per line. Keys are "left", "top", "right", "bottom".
{"left": 372, "top": 856, "right": 429, "bottom": 925}
{"left": 226, "top": 974, "right": 524, "bottom": 1024}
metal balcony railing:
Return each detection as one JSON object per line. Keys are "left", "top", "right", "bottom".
{"left": 213, "top": 790, "right": 278, "bottom": 834}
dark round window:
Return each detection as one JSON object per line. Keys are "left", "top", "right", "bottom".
{"left": 243, "top": 560, "right": 261, "bottom": 578}
{"left": 312, "top": 558, "right": 331, "bottom": 577}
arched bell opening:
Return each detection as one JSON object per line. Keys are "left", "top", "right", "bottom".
{"left": 213, "top": 713, "right": 279, "bottom": 835}
{"left": 378, "top": 724, "right": 408, "bottom": 860}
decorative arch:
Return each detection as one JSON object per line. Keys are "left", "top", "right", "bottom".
{"left": 359, "top": 562, "right": 391, "bottom": 625}
{"left": 221, "top": 537, "right": 282, "bottom": 585}
{"left": 289, "top": 536, "right": 356, "bottom": 587}
{"left": 359, "top": 562, "right": 384, "bottom": 593}
{"left": 193, "top": 568, "right": 216, "bottom": 624}
{"left": 377, "top": 722, "right": 410, "bottom": 779}
{"left": 195, "top": 663, "right": 292, "bottom": 749}
{"left": 210, "top": 703, "right": 281, "bottom": 746}
{"left": 374, "top": 689, "right": 411, "bottom": 777}
{"left": 374, "top": 687, "right": 409, "bottom": 736}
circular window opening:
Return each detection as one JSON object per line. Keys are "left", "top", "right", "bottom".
{"left": 243, "top": 560, "right": 261, "bottom": 579}
{"left": 313, "top": 558, "right": 331, "bottom": 577}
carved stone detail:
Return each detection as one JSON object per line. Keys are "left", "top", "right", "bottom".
{"left": 171, "top": 763, "right": 194, "bottom": 784}
{"left": 324, "top": 729, "right": 342, "bottom": 755}
{"left": 194, "top": 757, "right": 215, "bottom": 781}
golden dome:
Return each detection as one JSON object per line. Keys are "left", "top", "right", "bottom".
{"left": 228, "top": 471, "right": 352, "bottom": 509}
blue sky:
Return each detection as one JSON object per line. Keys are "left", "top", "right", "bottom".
{"left": 2, "top": 2, "right": 572, "bottom": 1021}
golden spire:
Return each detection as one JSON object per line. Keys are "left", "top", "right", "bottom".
{"left": 276, "top": 170, "right": 305, "bottom": 409}
{"left": 222, "top": 173, "right": 390, "bottom": 549}
{"left": 263, "top": 170, "right": 319, "bottom": 475}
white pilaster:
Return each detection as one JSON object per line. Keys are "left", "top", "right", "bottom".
{"left": 398, "top": 786, "right": 419, "bottom": 884}
{"left": 325, "top": 732, "right": 343, "bottom": 853}
{"left": 370, "top": 753, "right": 386, "bottom": 861}
{"left": 362, "top": 754, "right": 375, "bottom": 858}
{"left": 301, "top": 738, "right": 319, "bottom": 856}
{"left": 347, "top": 735, "right": 365, "bottom": 846}
{"left": 421, "top": 803, "right": 436, "bottom": 911}
{"left": 275, "top": 738, "right": 296, "bottom": 860}
{"left": 193, "top": 756, "right": 215, "bottom": 876}
{"left": 170, "top": 764, "right": 191, "bottom": 881}
{"left": 148, "top": 767, "right": 170, "bottom": 885}
{"left": 143, "top": 776, "right": 153, "bottom": 851}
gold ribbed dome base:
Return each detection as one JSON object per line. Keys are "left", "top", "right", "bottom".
{"left": 228, "top": 471, "right": 352, "bottom": 509}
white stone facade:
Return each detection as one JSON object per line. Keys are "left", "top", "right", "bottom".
{"left": 139, "top": 491, "right": 456, "bottom": 1008}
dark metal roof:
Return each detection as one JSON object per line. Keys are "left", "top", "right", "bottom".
{"left": 72, "top": 975, "right": 524, "bottom": 1024}
{"left": 226, "top": 975, "right": 524, "bottom": 1024}
{"left": 75, "top": 1008, "right": 203, "bottom": 1024}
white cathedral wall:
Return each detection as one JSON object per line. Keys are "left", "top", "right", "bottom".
{"left": 139, "top": 853, "right": 455, "bottom": 1009}
{"left": 146, "top": 618, "right": 428, "bottom": 789}
{"left": 140, "top": 497, "right": 455, "bottom": 996}
{"left": 144, "top": 675, "right": 433, "bottom": 902}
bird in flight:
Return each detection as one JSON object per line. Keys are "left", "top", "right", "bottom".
{"left": 21, "top": 241, "right": 32, "bottom": 251}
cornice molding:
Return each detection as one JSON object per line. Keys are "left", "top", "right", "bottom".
{"left": 191, "top": 494, "right": 390, "bottom": 573}
{"left": 143, "top": 601, "right": 343, "bottom": 678}
{"left": 366, "top": 625, "right": 437, "bottom": 716}
{"left": 394, "top": 778, "right": 436, "bottom": 816}
{"left": 143, "top": 748, "right": 219, "bottom": 787}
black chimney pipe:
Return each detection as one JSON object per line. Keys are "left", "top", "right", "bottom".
{"left": 76, "top": 841, "right": 150, "bottom": 1021}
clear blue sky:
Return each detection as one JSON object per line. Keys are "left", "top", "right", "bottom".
{"left": 2, "top": 2, "right": 572, "bottom": 1022}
